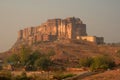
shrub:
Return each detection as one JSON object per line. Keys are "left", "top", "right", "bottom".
{"left": 116, "top": 50, "right": 120, "bottom": 58}
{"left": 90, "top": 55, "right": 115, "bottom": 71}
{"left": 34, "top": 57, "right": 52, "bottom": 71}
{"left": 79, "top": 57, "right": 93, "bottom": 67}
{"left": 0, "top": 71, "right": 12, "bottom": 80}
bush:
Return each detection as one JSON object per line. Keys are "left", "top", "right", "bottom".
{"left": 34, "top": 57, "right": 52, "bottom": 71}
{"left": 79, "top": 55, "right": 115, "bottom": 71}
{"left": 0, "top": 71, "right": 12, "bottom": 80}
{"left": 47, "top": 49, "right": 56, "bottom": 57}
{"left": 90, "top": 55, "right": 115, "bottom": 71}
{"left": 116, "top": 50, "right": 120, "bottom": 58}
{"left": 79, "top": 57, "right": 93, "bottom": 67}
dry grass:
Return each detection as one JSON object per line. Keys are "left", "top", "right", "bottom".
{"left": 82, "top": 69, "right": 120, "bottom": 80}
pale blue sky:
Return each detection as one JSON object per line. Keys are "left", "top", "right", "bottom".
{"left": 0, "top": 0, "right": 120, "bottom": 52}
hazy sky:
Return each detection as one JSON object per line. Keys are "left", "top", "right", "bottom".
{"left": 0, "top": 0, "right": 120, "bottom": 52}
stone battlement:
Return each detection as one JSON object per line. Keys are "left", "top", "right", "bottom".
{"left": 17, "top": 17, "right": 103, "bottom": 45}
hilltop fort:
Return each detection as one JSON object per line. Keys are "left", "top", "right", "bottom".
{"left": 17, "top": 17, "right": 104, "bottom": 45}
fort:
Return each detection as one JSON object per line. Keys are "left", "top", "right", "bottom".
{"left": 17, "top": 17, "right": 104, "bottom": 45}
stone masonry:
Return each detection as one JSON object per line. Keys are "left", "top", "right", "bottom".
{"left": 18, "top": 17, "right": 87, "bottom": 44}
{"left": 17, "top": 17, "right": 104, "bottom": 45}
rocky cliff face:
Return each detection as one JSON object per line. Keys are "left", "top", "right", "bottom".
{"left": 17, "top": 17, "right": 87, "bottom": 45}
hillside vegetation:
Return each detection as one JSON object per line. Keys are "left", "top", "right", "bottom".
{"left": 1, "top": 40, "right": 120, "bottom": 67}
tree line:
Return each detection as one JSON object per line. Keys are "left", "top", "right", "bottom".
{"left": 6, "top": 46, "right": 54, "bottom": 71}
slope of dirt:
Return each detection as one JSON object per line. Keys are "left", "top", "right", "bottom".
{"left": 82, "top": 69, "right": 120, "bottom": 80}
{"left": 0, "top": 40, "right": 120, "bottom": 66}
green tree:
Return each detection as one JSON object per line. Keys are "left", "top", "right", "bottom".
{"left": 7, "top": 54, "right": 19, "bottom": 66}
{"left": 35, "top": 57, "right": 52, "bottom": 71}
{"left": 19, "top": 46, "right": 31, "bottom": 66}
{"left": 28, "top": 51, "right": 41, "bottom": 66}
{"left": 24, "top": 51, "right": 41, "bottom": 71}
{"left": 34, "top": 57, "right": 53, "bottom": 79}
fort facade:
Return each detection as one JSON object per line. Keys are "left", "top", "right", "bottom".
{"left": 17, "top": 17, "right": 104, "bottom": 44}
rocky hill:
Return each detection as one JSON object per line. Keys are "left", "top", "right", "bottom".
{"left": 1, "top": 39, "right": 120, "bottom": 68}
{"left": 0, "top": 17, "right": 120, "bottom": 67}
